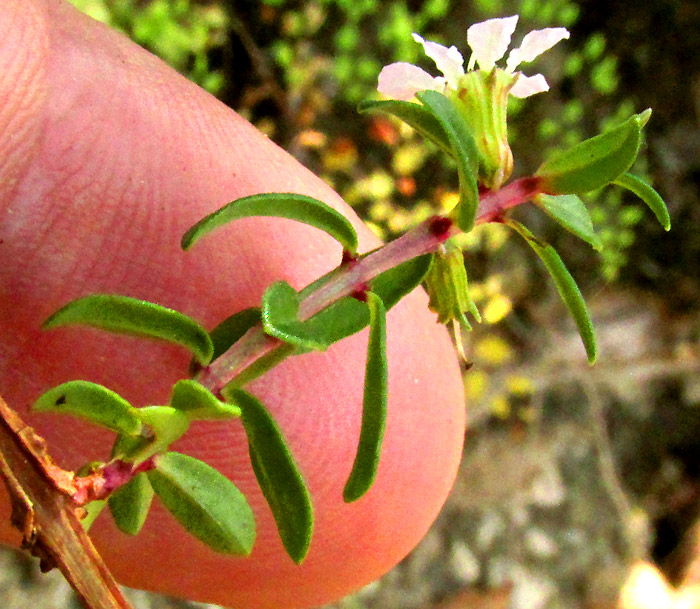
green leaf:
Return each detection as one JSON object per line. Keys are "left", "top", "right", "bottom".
{"left": 230, "top": 388, "right": 313, "bottom": 564}
{"left": 80, "top": 499, "right": 107, "bottom": 532}
{"left": 135, "top": 406, "right": 191, "bottom": 455}
{"left": 169, "top": 379, "right": 241, "bottom": 420}
{"left": 262, "top": 281, "right": 330, "bottom": 351}
{"left": 181, "top": 193, "right": 358, "bottom": 254}
{"left": 613, "top": 172, "right": 671, "bottom": 231}
{"left": 148, "top": 451, "right": 255, "bottom": 555}
{"left": 295, "top": 297, "right": 369, "bottom": 346}
{"left": 108, "top": 472, "right": 154, "bottom": 535}
{"left": 209, "top": 308, "right": 262, "bottom": 361}
{"left": 343, "top": 292, "right": 388, "bottom": 503}
{"left": 263, "top": 253, "right": 434, "bottom": 351}
{"left": 535, "top": 194, "right": 603, "bottom": 250}
{"left": 416, "top": 90, "right": 480, "bottom": 232}
{"left": 370, "top": 252, "right": 434, "bottom": 309}
{"left": 507, "top": 221, "right": 597, "bottom": 363}
{"left": 32, "top": 381, "right": 141, "bottom": 434}
{"left": 536, "top": 112, "right": 646, "bottom": 194}
{"left": 295, "top": 253, "right": 434, "bottom": 346}
{"left": 110, "top": 433, "right": 152, "bottom": 463}
{"left": 358, "top": 99, "right": 452, "bottom": 154}
{"left": 43, "top": 294, "right": 214, "bottom": 366}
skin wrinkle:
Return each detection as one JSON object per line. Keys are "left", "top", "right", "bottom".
{"left": 0, "top": 2, "right": 46, "bottom": 202}
{"left": 29, "top": 33, "right": 180, "bottom": 303}
{"left": 79, "top": 176, "right": 160, "bottom": 294}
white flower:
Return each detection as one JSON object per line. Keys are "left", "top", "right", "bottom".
{"left": 377, "top": 15, "right": 569, "bottom": 100}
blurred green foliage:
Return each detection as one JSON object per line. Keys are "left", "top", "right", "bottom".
{"left": 69, "top": 0, "right": 654, "bottom": 420}
{"left": 69, "top": 0, "right": 228, "bottom": 95}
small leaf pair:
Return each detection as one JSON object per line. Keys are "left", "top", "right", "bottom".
{"left": 88, "top": 445, "right": 256, "bottom": 557}
{"left": 32, "top": 378, "right": 254, "bottom": 556}
{"left": 535, "top": 182, "right": 669, "bottom": 251}
{"left": 230, "top": 291, "right": 389, "bottom": 550}
{"left": 536, "top": 110, "right": 670, "bottom": 231}
{"left": 32, "top": 383, "right": 189, "bottom": 467}
{"left": 257, "top": 253, "right": 432, "bottom": 354}
{"left": 33, "top": 379, "right": 231, "bottom": 449}
{"left": 536, "top": 110, "right": 649, "bottom": 195}
{"left": 528, "top": 181, "right": 668, "bottom": 364}
{"left": 108, "top": 397, "right": 306, "bottom": 562}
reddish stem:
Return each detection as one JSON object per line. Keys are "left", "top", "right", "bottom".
{"left": 197, "top": 176, "right": 542, "bottom": 395}
{"left": 475, "top": 176, "right": 543, "bottom": 224}
{"left": 72, "top": 458, "right": 156, "bottom": 505}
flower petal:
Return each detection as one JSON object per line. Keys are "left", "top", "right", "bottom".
{"left": 412, "top": 34, "right": 465, "bottom": 88}
{"left": 377, "top": 62, "right": 438, "bottom": 100}
{"left": 506, "top": 27, "right": 570, "bottom": 72}
{"left": 466, "top": 15, "right": 519, "bottom": 71}
{"left": 510, "top": 72, "right": 549, "bottom": 98}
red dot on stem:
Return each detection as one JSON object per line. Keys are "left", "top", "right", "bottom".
{"left": 429, "top": 216, "right": 454, "bottom": 242}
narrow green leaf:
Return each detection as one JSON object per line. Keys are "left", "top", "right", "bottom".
{"left": 209, "top": 308, "right": 261, "bottom": 361}
{"left": 535, "top": 194, "right": 603, "bottom": 250}
{"left": 294, "top": 253, "right": 434, "bottom": 347}
{"left": 262, "top": 281, "right": 330, "bottom": 350}
{"left": 300, "top": 251, "right": 432, "bottom": 345}
{"left": 110, "top": 433, "right": 152, "bottom": 463}
{"left": 614, "top": 172, "right": 671, "bottom": 231}
{"left": 358, "top": 99, "right": 452, "bottom": 154}
{"left": 108, "top": 472, "right": 154, "bottom": 535}
{"left": 223, "top": 343, "right": 297, "bottom": 391}
{"left": 148, "top": 451, "right": 255, "bottom": 555}
{"left": 536, "top": 112, "right": 645, "bottom": 194}
{"left": 416, "top": 90, "right": 480, "bottom": 231}
{"left": 343, "top": 292, "right": 388, "bottom": 503}
{"left": 44, "top": 295, "right": 214, "bottom": 366}
{"left": 169, "top": 379, "right": 241, "bottom": 420}
{"left": 80, "top": 499, "right": 107, "bottom": 532}
{"left": 32, "top": 381, "right": 141, "bottom": 434}
{"left": 182, "top": 193, "right": 358, "bottom": 254}
{"left": 135, "top": 406, "right": 190, "bottom": 455}
{"left": 508, "top": 221, "right": 597, "bottom": 363}
{"left": 637, "top": 108, "right": 652, "bottom": 127}
{"left": 370, "top": 252, "right": 434, "bottom": 309}
{"left": 263, "top": 253, "right": 434, "bottom": 352}
{"left": 297, "top": 297, "right": 368, "bottom": 345}
{"left": 230, "top": 388, "right": 313, "bottom": 564}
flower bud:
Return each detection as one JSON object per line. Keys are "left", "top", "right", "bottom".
{"left": 425, "top": 240, "right": 480, "bottom": 328}
{"left": 454, "top": 69, "right": 516, "bottom": 190}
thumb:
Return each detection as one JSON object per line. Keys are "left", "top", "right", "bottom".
{"left": 0, "top": 3, "right": 465, "bottom": 609}
{"left": 0, "top": 0, "right": 378, "bottom": 421}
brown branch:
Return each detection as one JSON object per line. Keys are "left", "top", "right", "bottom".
{"left": 0, "top": 393, "right": 133, "bottom": 609}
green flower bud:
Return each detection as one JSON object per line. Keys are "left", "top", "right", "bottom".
{"left": 425, "top": 240, "right": 480, "bottom": 328}
{"left": 453, "top": 69, "right": 515, "bottom": 191}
